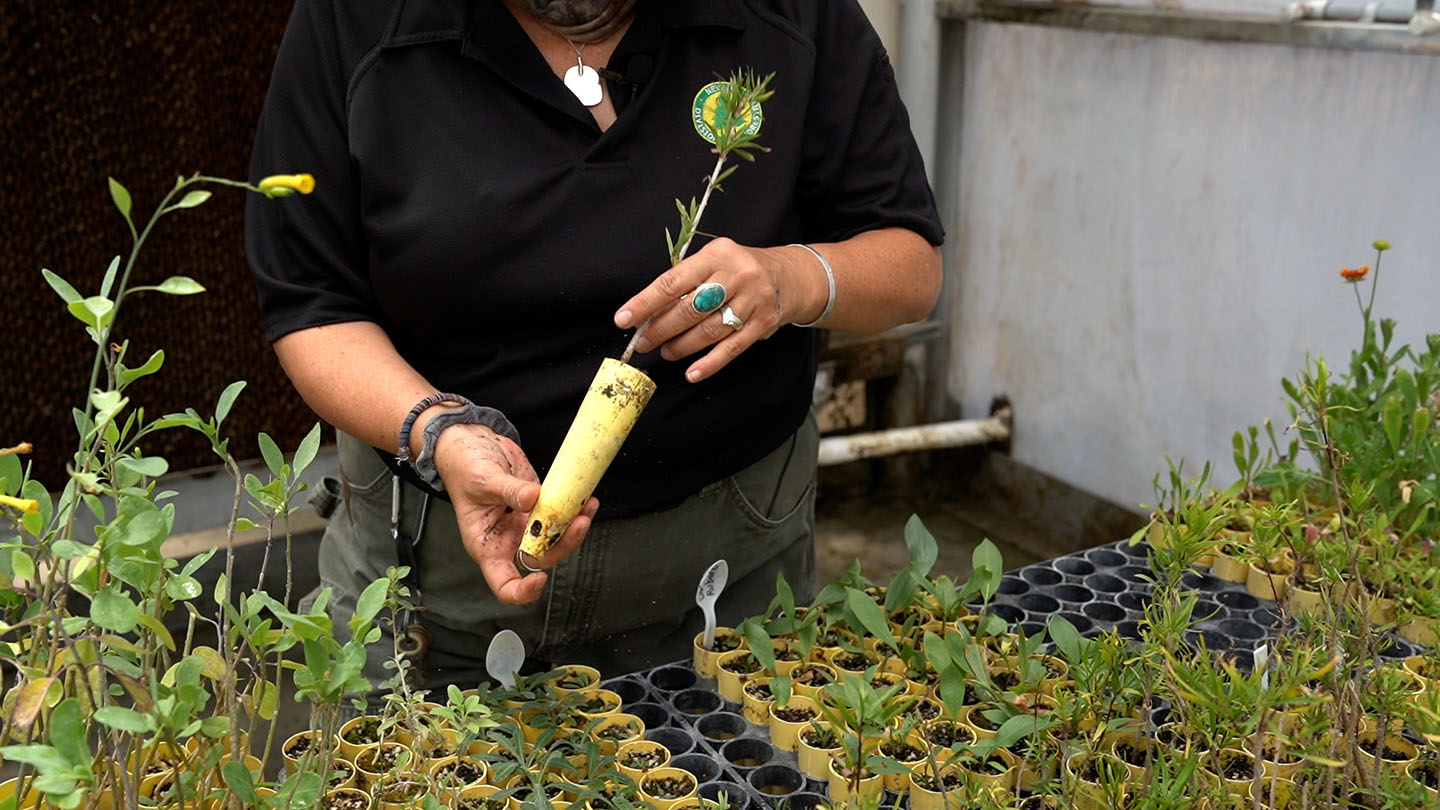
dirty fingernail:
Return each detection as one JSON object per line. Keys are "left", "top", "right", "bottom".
{"left": 615, "top": 309, "right": 634, "bottom": 328}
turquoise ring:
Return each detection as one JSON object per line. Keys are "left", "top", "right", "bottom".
{"left": 689, "top": 282, "right": 727, "bottom": 315}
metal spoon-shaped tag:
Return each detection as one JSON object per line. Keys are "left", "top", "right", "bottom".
{"left": 485, "top": 629, "right": 526, "bottom": 690}
{"left": 696, "top": 559, "right": 729, "bottom": 650}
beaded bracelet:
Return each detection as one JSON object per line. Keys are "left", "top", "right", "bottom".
{"left": 788, "top": 243, "right": 837, "bottom": 328}
{"left": 396, "top": 393, "right": 471, "bottom": 464}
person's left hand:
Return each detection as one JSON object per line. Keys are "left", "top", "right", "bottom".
{"left": 613, "top": 238, "right": 825, "bottom": 382}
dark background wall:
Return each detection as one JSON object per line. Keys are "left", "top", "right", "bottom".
{"left": 2, "top": 3, "right": 319, "bottom": 487}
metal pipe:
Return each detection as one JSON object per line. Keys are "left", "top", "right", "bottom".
{"left": 898, "top": 0, "right": 942, "bottom": 183}
{"left": 817, "top": 409, "right": 1011, "bottom": 466}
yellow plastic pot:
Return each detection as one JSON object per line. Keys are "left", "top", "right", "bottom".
{"left": 638, "top": 767, "right": 699, "bottom": 810}
{"left": 522, "top": 358, "right": 655, "bottom": 562}
{"left": 1209, "top": 545, "right": 1250, "bottom": 583}
{"left": 796, "top": 722, "right": 842, "bottom": 780}
{"left": 616, "top": 739, "right": 672, "bottom": 780}
{"left": 827, "top": 756, "right": 883, "bottom": 806}
{"left": 740, "top": 677, "right": 775, "bottom": 726}
{"left": 692, "top": 628, "right": 745, "bottom": 677}
{"left": 715, "top": 649, "right": 762, "bottom": 701}
{"left": 588, "top": 712, "right": 645, "bottom": 756}
{"left": 551, "top": 664, "right": 602, "bottom": 695}
{"left": 790, "top": 662, "right": 837, "bottom": 702}
{"left": 768, "top": 695, "right": 820, "bottom": 753}
{"left": 1356, "top": 731, "right": 1418, "bottom": 776}
{"left": 322, "top": 787, "right": 373, "bottom": 810}
{"left": 878, "top": 731, "right": 931, "bottom": 793}
{"left": 430, "top": 755, "right": 489, "bottom": 801}
{"left": 337, "top": 715, "right": 386, "bottom": 763}
{"left": 1246, "top": 560, "right": 1291, "bottom": 602}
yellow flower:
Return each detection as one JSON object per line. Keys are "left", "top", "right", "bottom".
{"left": 0, "top": 494, "right": 38, "bottom": 515}
{"left": 0, "top": 443, "right": 32, "bottom": 457}
{"left": 258, "top": 174, "right": 316, "bottom": 197}
{"left": 1373, "top": 239, "right": 1391, "bottom": 252}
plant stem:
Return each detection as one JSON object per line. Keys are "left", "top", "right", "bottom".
{"left": 618, "top": 150, "right": 729, "bottom": 365}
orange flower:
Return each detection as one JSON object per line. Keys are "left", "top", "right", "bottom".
{"left": 1340, "top": 265, "right": 1370, "bottom": 282}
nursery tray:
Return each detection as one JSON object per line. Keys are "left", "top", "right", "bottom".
{"left": 615, "top": 538, "right": 1424, "bottom": 810}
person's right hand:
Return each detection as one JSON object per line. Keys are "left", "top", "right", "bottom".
{"left": 433, "top": 424, "right": 596, "bottom": 605}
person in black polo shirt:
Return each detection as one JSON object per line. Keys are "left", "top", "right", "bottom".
{"left": 245, "top": 0, "right": 944, "bottom": 697}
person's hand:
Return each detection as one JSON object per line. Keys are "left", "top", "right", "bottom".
{"left": 434, "top": 424, "right": 598, "bottom": 605}
{"left": 613, "top": 238, "right": 827, "bottom": 382}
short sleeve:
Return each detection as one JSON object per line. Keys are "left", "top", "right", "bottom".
{"left": 795, "top": 3, "right": 944, "bottom": 246}
{"left": 245, "top": 0, "right": 383, "bottom": 343}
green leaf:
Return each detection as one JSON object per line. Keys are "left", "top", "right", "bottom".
{"left": 258, "top": 433, "right": 285, "bottom": 478}
{"left": 153, "top": 276, "right": 206, "bottom": 296}
{"left": 117, "top": 455, "right": 169, "bottom": 479}
{"left": 173, "top": 190, "right": 212, "bottom": 209}
{"left": 42, "top": 268, "right": 83, "bottom": 306}
{"left": 94, "top": 706, "right": 156, "bottom": 734}
{"left": 0, "top": 744, "right": 71, "bottom": 773}
{"left": 117, "top": 349, "right": 165, "bottom": 387}
{"left": 48, "top": 699, "right": 90, "bottom": 768}
{"left": 294, "top": 423, "right": 323, "bottom": 478}
{"left": 994, "top": 714, "right": 1051, "bottom": 749}
{"left": 233, "top": 518, "right": 259, "bottom": 532}
{"left": 843, "top": 587, "right": 897, "bottom": 652}
{"left": 116, "top": 508, "right": 168, "bottom": 547}
{"left": 970, "top": 538, "right": 1004, "bottom": 603}
{"left": 1383, "top": 395, "right": 1405, "bottom": 452}
{"left": 108, "top": 177, "right": 132, "bottom": 220}
{"left": 165, "top": 575, "right": 203, "bottom": 601}
{"left": 903, "top": 514, "right": 939, "bottom": 578}
{"left": 255, "top": 679, "right": 280, "bottom": 721}
{"left": 92, "top": 586, "right": 140, "bottom": 633}
{"left": 68, "top": 296, "right": 114, "bottom": 330}
{"left": 938, "top": 667, "right": 966, "bottom": 720}
{"left": 738, "top": 619, "right": 775, "bottom": 674}
{"left": 215, "top": 381, "right": 247, "bottom": 425}
{"left": 99, "top": 255, "right": 121, "bottom": 300}
{"left": 200, "top": 715, "right": 230, "bottom": 738}
{"left": 223, "top": 760, "right": 258, "bottom": 804}
{"left": 1048, "top": 615, "right": 1081, "bottom": 662}
{"left": 10, "top": 549, "right": 35, "bottom": 584}
{"left": 922, "top": 631, "right": 951, "bottom": 674}
{"left": 136, "top": 614, "right": 176, "bottom": 651}
{"left": 354, "top": 577, "right": 388, "bottom": 624}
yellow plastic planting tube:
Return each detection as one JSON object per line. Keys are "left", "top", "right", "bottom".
{"left": 520, "top": 358, "right": 656, "bottom": 561}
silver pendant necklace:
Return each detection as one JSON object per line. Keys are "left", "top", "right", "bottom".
{"left": 562, "top": 40, "right": 603, "bottom": 107}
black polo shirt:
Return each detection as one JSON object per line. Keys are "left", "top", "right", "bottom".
{"left": 245, "top": 0, "right": 944, "bottom": 518}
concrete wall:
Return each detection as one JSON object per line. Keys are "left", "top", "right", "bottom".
{"left": 945, "top": 22, "right": 1440, "bottom": 514}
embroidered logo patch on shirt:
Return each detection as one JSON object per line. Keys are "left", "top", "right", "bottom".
{"left": 692, "top": 81, "right": 763, "bottom": 145}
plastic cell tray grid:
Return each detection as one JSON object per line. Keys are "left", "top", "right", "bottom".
{"left": 616, "top": 538, "right": 1421, "bottom": 809}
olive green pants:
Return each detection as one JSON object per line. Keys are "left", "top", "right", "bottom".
{"left": 310, "top": 413, "right": 817, "bottom": 709}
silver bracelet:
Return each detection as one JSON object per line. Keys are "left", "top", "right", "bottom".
{"left": 412, "top": 403, "right": 521, "bottom": 492}
{"left": 788, "top": 243, "right": 836, "bottom": 328}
